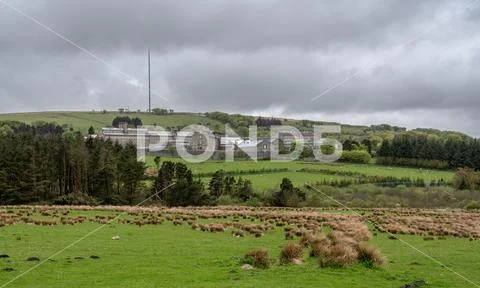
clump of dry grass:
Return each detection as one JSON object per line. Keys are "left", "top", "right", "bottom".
{"left": 309, "top": 234, "right": 329, "bottom": 257}
{"left": 173, "top": 220, "right": 183, "bottom": 226}
{"left": 243, "top": 249, "right": 272, "bottom": 269}
{"left": 209, "top": 223, "right": 225, "bottom": 232}
{"left": 299, "top": 232, "right": 316, "bottom": 247}
{"left": 319, "top": 242, "right": 359, "bottom": 268}
{"left": 310, "top": 231, "right": 385, "bottom": 269}
{"left": 356, "top": 242, "right": 385, "bottom": 268}
{"left": 280, "top": 243, "right": 304, "bottom": 264}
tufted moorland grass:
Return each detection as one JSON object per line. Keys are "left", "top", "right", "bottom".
{"left": 1, "top": 211, "right": 479, "bottom": 288}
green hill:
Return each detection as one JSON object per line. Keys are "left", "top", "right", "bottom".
{"left": 0, "top": 111, "right": 470, "bottom": 142}
{"left": 0, "top": 111, "right": 224, "bottom": 133}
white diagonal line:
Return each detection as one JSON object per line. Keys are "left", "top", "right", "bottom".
{"left": 311, "top": 0, "right": 480, "bottom": 102}
{"left": 305, "top": 183, "right": 480, "bottom": 287}
{"left": 0, "top": 0, "right": 167, "bottom": 102}
{"left": 0, "top": 182, "right": 176, "bottom": 288}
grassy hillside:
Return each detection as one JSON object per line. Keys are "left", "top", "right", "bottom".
{"left": 0, "top": 111, "right": 224, "bottom": 133}
{"left": 146, "top": 157, "right": 453, "bottom": 190}
{"left": 0, "top": 111, "right": 470, "bottom": 143}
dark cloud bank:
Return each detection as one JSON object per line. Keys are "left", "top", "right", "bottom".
{"left": 0, "top": 0, "right": 479, "bottom": 136}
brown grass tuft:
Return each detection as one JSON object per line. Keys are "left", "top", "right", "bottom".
{"left": 356, "top": 243, "right": 385, "bottom": 268}
{"left": 280, "top": 243, "right": 304, "bottom": 264}
{"left": 244, "top": 249, "right": 271, "bottom": 269}
{"left": 318, "top": 242, "right": 359, "bottom": 268}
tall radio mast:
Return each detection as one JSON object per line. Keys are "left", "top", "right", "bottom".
{"left": 148, "top": 49, "right": 151, "bottom": 113}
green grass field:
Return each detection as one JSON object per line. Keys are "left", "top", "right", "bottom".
{"left": 1, "top": 208, "right": 478, "bottom": 288}
{"left": 0, "top": 111, "right": 223, "bottom": 133}
{"left": 146, "top": 157, "right": 453, "bottom": 190}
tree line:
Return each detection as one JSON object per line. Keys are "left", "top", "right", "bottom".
{"left": 0, "top": 122, "right": 144, "bottom": 205}
{"left": 112, "top": 116, "right": 143, "bottom": 128}
{"left": 152, "top": 163, "right": 255, "bottom": 206}
{"left": 377, "top": 132, "right": 480, "bottom": 169}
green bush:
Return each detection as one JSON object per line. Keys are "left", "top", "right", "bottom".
{"left": 464, "top": 200, "right": 480, "bottom": 210}
{"left": 453, "top": 168, "right": 480, "bottom": 190}
{"left": 376, "top": 156, "right": 449, "bottom": 170}
{"left": 340, "top": 150, "right": 372, "bottom": 164}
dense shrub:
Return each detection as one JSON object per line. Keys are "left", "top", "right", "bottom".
{"left": 376, "top": 157, "right": 449, "bottom": 170}
{"left": 270, "top": 178, "right": 306, "bottom": 207}
{"left": 464, "top": 200, "right": 480, "bottom": 210}
{"left": 340, "top": 150, "right": 372, "bottom": 164}
{"left": 315, "top": 176, "right": 429, "bottom": 188}
{"left": 198, "top": 168, "right": 288, "bottom": 177}
{"left": 453, "top": 168, "right": 480, "bottom": 190}
{"left": 112, "top": 116, "right": 142, "bottom": 128}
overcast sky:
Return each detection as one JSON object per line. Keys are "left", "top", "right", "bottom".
{"left": 0, "top": 0, "right": 479, "bottom": 136}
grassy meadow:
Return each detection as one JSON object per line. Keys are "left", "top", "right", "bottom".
{"left": 1, "top": 207, "right": 479, "bottom": 288}
{"left": 145, "top": 157, "right": 453, "bottom": 190}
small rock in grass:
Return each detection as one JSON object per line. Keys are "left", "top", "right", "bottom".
{"left": 26, "top": 256, "right": 40, "bottom": 262}
{"left": 90, "top": 255, "right": 100, "bottom": 259}
{"left": 0, "top": 254, "right": 9, "bottom": 259}
{"left": 291, "top": 258, "right": 303, "bottom": 265}
{"left": 241, "top": 264, "right": 254, "bottom": 270}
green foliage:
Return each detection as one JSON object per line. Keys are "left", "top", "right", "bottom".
{"left": 376, "top": 157, "right": 449, "bottom": 170}
{"left": 0, "top": 122, "right": 145, "bottom": 205}
{"left": 453, "top": 168, "right": 480, "bottom": 190}
{"left": 377, "top": 132, "right": 479, "bottom": 170}
{"left": 464, "top": 200, "right": 480, "bottom": 210}
{"left": 340, "top": 150, "right": 372, "bottom": 164}
{"left": 320, "top": 144, "right": 335, "bottom": 155}
{"left": 153, "top": 156, "right": 161, "bottom": 168}
{"left": 151, "top": 108, "right": 173, "bottom": 115}
{"left": 300, "top": 146, "right": 313, "bottom": 159}
{"left": 208, "top": 170, "right": 254, "bottom": 202}
{"left": 155, "top": 161, "right": 208, "bottom": 207}
{"left": 112, "top": 116, "right": 142, "bottom": 128}
{"left": 164, "top": 178, "right": 206, "bottom": 207}
{"left": 197, "top": 167, "right": 288, "bottom": 178}
{"left": 270, "top": 178, "right": 306, "bottom": 207}
{"left": 255, "top": 116, "right": 282, "bottom": 127}
{"left": 205, "top": 111, "right": 254, "bottom": 130}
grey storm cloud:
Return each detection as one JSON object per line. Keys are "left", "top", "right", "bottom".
{"left": 0, "top": 0, "right": 479, "bottom": 136}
